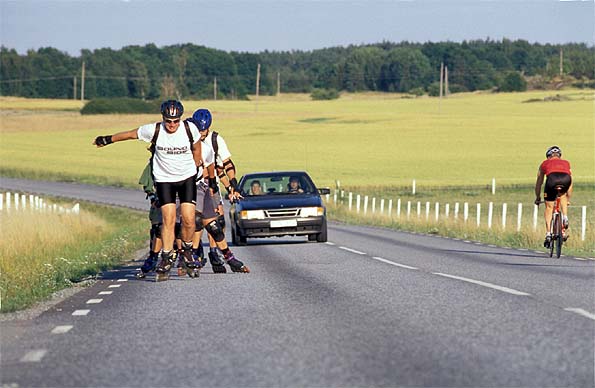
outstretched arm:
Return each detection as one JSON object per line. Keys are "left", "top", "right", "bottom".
{"left": 93, "top": 128, "right": 139, "bottom": 147}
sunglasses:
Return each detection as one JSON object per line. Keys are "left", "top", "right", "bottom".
{"left": 164, "top": 119, "right": 180, "bottom": 124}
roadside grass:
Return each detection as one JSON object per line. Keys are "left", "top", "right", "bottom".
{"left": 0, "top": 90, "right": 593, "bottom": 189}
{"left": 0, "top": 202, "right": 147, "bottom": 313}
{"left": 326, "top": 183, "right": 595, "bottom": 258}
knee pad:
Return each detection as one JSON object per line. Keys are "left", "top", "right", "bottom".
{"left": 217, "top": 214, "right": 226, "bottom": 230}
{"left": 205, "top": 220, "right": 225, "bottom": 243}
{"left": 195, "top": 214, "right": 204, "bottom": 231}
{"left": 152, "top": 223, "right": 162, "bottom": 239}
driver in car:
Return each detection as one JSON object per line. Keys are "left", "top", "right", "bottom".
{"left": 287, "top": 176, "right": 304, "bottom": 193}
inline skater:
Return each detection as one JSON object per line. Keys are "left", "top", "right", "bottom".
{"left": 534, "top": 146, "right": 573, "bottom": 248}
{"left": 93, "top": 100, "right": 203, "bottom": 281}
{"left": 189, "top": 109, "right": 244, "bottom": 273}
{"left": 190, "top": 112, "right": 249, "bottom": 273}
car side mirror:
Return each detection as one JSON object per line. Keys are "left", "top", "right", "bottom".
{"left": 318, "top": 188, "right": 330, "bottom": 195}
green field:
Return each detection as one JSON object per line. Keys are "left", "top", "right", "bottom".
{"left": 1, "top": 90, "right": 593, "bottom": 189}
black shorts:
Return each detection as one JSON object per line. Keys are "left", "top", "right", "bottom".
{"left": 544, "top": 173, "right": 571, "bottom": 201}
{"left": 156, "top": 176, "right": 197, "bottom": 206}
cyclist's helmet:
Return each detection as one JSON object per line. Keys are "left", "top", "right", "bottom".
{"left": 192, "top": 109, "right": 212, "bottom": 131}
{"left": 160, "top": 100, "right": 184, "bottom": 119}
{"left": 546, "top": 145, "right": 562, "bottom": 158}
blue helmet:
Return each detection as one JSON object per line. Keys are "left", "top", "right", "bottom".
{"left": 192, "top": 109, "right": 212, "bottom": 131}
{"left": 160, "top": 100, "right": 183, "bottom": 119}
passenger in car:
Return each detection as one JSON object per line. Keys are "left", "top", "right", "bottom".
{"left": 250, "top": 180, "right": 263, "bottom": 195}
{"left": 287, "top": 176, "right": 304, "bottom": 193}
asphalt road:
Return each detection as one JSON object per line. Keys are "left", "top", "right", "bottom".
{"left": 1, "top": 177, "right": 594, "bottom": 387}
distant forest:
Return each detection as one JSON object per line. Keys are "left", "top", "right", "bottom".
{"left": 1, "top": 40, "right": 593, "bottom": 99}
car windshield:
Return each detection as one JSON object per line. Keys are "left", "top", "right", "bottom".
{"left": 241, "top": 173, "right": 315, "bottom": 196}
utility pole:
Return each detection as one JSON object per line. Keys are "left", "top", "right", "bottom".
{"left": 73, "top": 76, "right": 77, "bottom": 100}
{"left": 276, "top": 71, "right": 280, "bottom": 96}
{"left": 559, "top": 48, "right": 563, "bottom": 76}
{"left": 81, "top": 61, "right": 85, "bottom": 101}
{"left": 255, "top": 63, "right": 261, "bottom": 111}
{"left": 439, "top": 62, "right": 444, "bottom": 113}
{"left": 213, "top": 77, "right": 217, "bottom": 100}
{"left": 444, "top": 66, "right": 449, "bottom": 97}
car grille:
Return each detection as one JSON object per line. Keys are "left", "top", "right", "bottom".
{"left": 265, "top": 208, "right": 299, "bottom": 218}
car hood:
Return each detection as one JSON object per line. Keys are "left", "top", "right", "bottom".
{"left": 236, "top": 195, "right": 323, "bottom": 210}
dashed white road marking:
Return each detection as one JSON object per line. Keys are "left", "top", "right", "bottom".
{"left": 125, "top": 274, "right": 135, "bottom": 277}
{"left": 20, "top": 350, "right": 47, "bottom": 363}
{"left": 98, "top": 291, "right": 113, "bottom": 295}
{"left": 325, "top": 241, "right": 336, "bottom": 246}
{"left": 339, "top": 246, "right": 366, "bottom": 255}
{"left": 371, "top": 257, "right": 418, "bottom": 270}
{"left": 72, "top": 309, "right": 90, "bottom": 316}
{"left": 51, "top": 325, "right": 73, "bottom": 334}
{"left": 108, "top": 284, "right": 121, "bottom": 288}
{"left": 564, "top": 308, "right": 595, "bottom": 321}
{"left": 117, "top": 279, "right": 128, "bottom": 282}
{"left": 433, "top": 272, "right": 531, "bottom": 296}
{"left": 86, "top": 299, "right": 103, "bottom": 304}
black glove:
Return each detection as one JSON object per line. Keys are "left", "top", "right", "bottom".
{"left": 208, "top": 177, "right": 219, "bottom": 193}
{"left": 534, "top": 197, "right": 541, "bottom": 206}
{"left": 95, "top": 135, "right": 113, "bottom": 146}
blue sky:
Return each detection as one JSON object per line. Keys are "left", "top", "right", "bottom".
{"left": 1, "top": 0, "right": 593, "bottom": 56}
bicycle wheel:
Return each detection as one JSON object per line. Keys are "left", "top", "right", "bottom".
{"left": 555, "top": 217, "right": 563, "bottom": 258}
{"left": 549, "top": 214, "right": 557, "bottom": 258}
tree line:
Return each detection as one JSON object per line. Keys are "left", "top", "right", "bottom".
{"left": 1, "top": 39, "right": 593, "bottom": 99}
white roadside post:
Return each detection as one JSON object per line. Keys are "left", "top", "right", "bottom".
{"left": 29, "top": 194, "right": 34, "bottom": 208}
{"left": 348, "top": 192, "right": 353, "bottom": 211}
{"left": 73, "top": 203, "right": 80, "bottom": 215}
{"left": 533, "top": 204, "right": 539, "bottom": 231}
{"left": 454, "top": 202, "right": 459, "bottom": 220}
{"left": 517, "top": 203, "right": 523, "bottom": 232}
{"left": 371, "top": 197, "right": 376, "bottom": 214}
{"left": 464, "top": 202, "right": 469, "bottom": 223}
{"left": 356, "top": 194, "right": 361, "bottom": 213}
{"left": 412, "top": 179, "right": 416, "bottom": 195}
{"left": 397, "top": 198, "right": 401, "bottom": 218}
{"left": 417, "top": 201, "right": 421, "bottom": 218}
{"left": 388, "top": 199, "right": 393, "bottom": 217}
{"left": 333, "top": 190, "right": 337, "bottom": 204}
{"left": 6, "top": 192, "right": 11, "bottom": 211}
{"left": 502, "top": 203, "right": 507, "bottom": 229}
{"left": 488, "top": 202, "right": 493, "bottom": 229}
{"left": 492, "top": 178, "right": 496, "bottom": 195}
{"left": 476, "top": 203, "right": 481, "bottom": 227}
{"left": 407, "top": 201, "right": 411, "bottom": 219}
{"left": 435, "top": 202, "right": 439, "bottom": 222}
{"left": 15, "top": 193, "right": 19, "bottom": 210}
{"left": 445, "top": 203, "right": 450, "bottom": 219}
{"left": 380, "top": 199, "right": 384, "bottom": 215}
{"left": 0, "top": 194, "right": 3, "bottom": 211}
{"left": 22, "top": 194, "right": 26, "bottom": 210}
{"left": 364, "top": 196, "right": 368, "bottom": 215}
{"left": 425, "top": 202, "right": 430, "bottom": 220}
{"left": 581, "top": 206, "right": 587, "bottom": 241}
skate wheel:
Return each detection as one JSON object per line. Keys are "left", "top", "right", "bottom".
{"left": 135, "top": 272, "right": 146, "bottom": 279}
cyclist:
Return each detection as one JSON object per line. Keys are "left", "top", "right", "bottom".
{"left": 93, "top": 100, "right": 203, "bottom": 280}
{"left": 189, "top": 109, "right": 243, "bottom": 272}
{"left": 534, "top": 145, "right": 573, "bottom": 247}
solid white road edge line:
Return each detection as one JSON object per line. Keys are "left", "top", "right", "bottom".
{"left": 564, "top": 308, "right": 595, "bottom": 321}
{"left": 339, "top": 246, "right": 366, "bottom": 255}
{"left": 433, "top": 272, "right": 531, "bottom": 296}
{"left": 371, "top": 257, "right": 418, "bottom": 270}
{"left": 20, "top": 350, "right": 47, "bottom": 363}
{"left": 51, "top": 325, "right": 73, "bottom": 334}
{"left": 72, "top": 309, "right": 90, "bottom": 316}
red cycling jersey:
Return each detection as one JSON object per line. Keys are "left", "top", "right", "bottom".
{"left": 540, "top": 158, "right": 571, "bottom": 176}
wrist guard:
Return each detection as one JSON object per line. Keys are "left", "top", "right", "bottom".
{"left": 208, "top": 177, "right": 219, "bottom": 193}
{"left": 95, "top": 135, "right": 113, "bottom": 146}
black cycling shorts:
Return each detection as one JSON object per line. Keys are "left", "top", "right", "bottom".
{"left": 544, "top": 173, "right": 571, "bottom": 201}
{"left": 156, "top": 176, "right": 197, "bottom": 206}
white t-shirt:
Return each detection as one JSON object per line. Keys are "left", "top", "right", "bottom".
{"left": 203, "top": 130, "right": 232, "bottom": 167}
{"left": 137, "top": 121, "right": 200, "bottom": 183}
{"left": 196, "top": 140, "right": 215, "bottom": 182}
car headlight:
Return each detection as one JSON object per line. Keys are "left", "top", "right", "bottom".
{"left": 300, "top": 207, "right": 324, "bottom": 217}
{"left": 240, "top": 210, "right": 266, "bottom": 220}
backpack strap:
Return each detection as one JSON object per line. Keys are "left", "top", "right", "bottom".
{"left": 183, "top": 120, "right": 194, "bottom": 151}
{"left": 149, "top": 122, "right": 160, "bottom": 155}
{"left": 212, "top": 131, "right": 220, "bottom": 166}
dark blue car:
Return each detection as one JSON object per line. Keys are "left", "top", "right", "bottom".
{"left": 229, "top": 171, "right": 330, "bottom": 245}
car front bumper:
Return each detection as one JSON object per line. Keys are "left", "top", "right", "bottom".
{"left": 237, "top": 216, "right": 326, "bottom": 238}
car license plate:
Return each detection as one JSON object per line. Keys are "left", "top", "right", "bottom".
{"left": 270, "top": 219, "right": 297, "bottom": 228}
